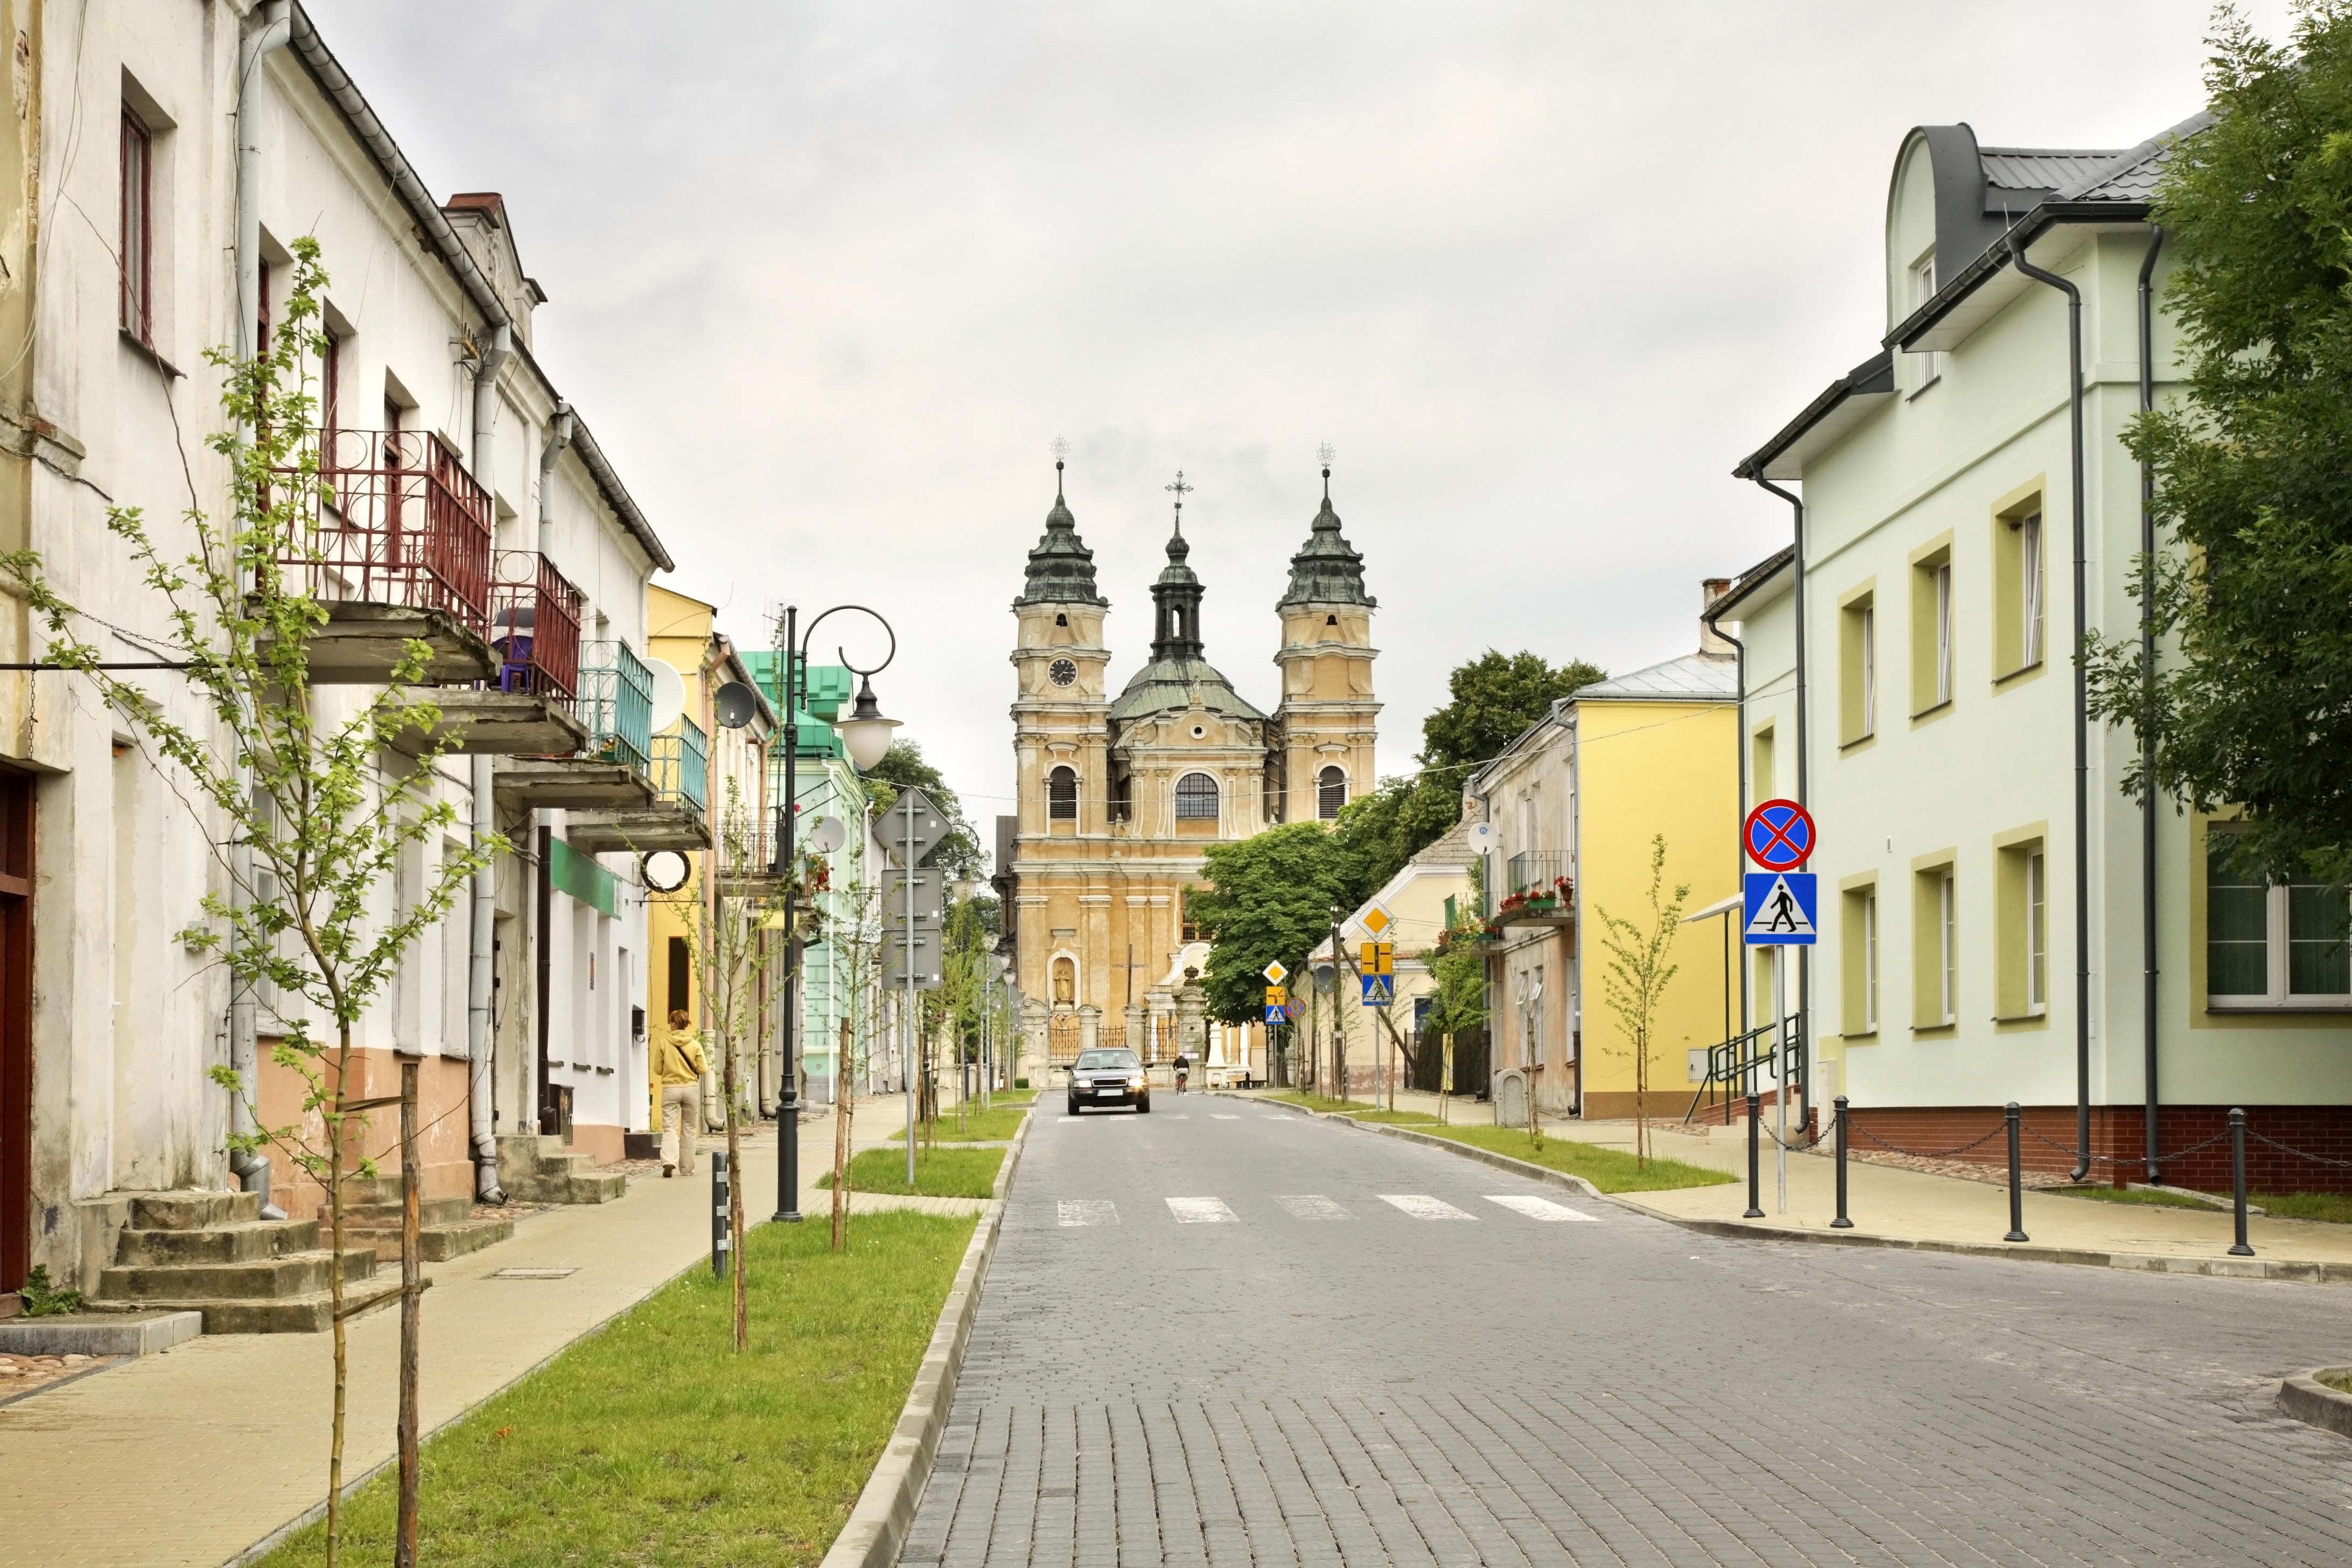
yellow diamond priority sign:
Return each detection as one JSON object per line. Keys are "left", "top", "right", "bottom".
{"left": 1361, "top": 905, "right": 1392, "bottom": 939}
{"left": 1262, "top": 960, "right": 1289, "bottom": 985}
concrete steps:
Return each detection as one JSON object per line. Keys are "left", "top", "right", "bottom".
{"left": 333, "top": 1177, "right": 515, "bottom": 1263}
{"left": 87, "top": 1191, "right": 405, "bottom": 1335}
{"left": 496, "top": 1135, "right": 627, "bottom": 1206}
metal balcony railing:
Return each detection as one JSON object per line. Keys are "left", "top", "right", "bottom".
{"left": 486, "top": 551, "right": 585, "bottom": 701}
{"left": 1504, "top": 851, "right": 1572, "bottom": 900}
{"left": 578, "top": 639, "right": 654, "bottom": 775}
{"left": 279, "top": 429, "right": 493, "bottom": 635}
{"left": 650, "top": 717, "right": 708, "bottom": 815}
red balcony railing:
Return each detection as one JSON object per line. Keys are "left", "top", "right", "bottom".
{"left": 487, "top": 550, "right": 585, "bottom": 701}
{"left": 278, "top": 429, "right": 494, "bottom": 636}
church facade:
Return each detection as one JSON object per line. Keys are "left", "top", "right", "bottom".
{"left": 997, "top": 465, "right": 1378, "bottom": 1081}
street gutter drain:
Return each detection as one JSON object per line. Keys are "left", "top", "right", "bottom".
{"left": 490, "top": 1267, "right": 579, "bottom": 1279}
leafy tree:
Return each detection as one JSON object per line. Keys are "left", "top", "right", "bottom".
{"left": 1327, "top": 773, "right": 1465, "bottom": 909}
{"left": 1186, "top": 824, "right": 1350, "bottom": 1025}
{"left": 2087, "top": 2, "right": 2352, "bottom": 883}
{"left": 2, "top": 239, "right": 496, "bottom": 1567}
{"left": 862, "top": 738, "right": 985, "bottom": 878}
{"left": 1594, "top": 834, "right": 1689, "bottom": 1170}
{"left": 1419, "top": 862, "right": 1489, "bottom": 1041}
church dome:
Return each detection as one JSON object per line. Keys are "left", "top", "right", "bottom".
{"left": 1014, "top": 463, "right": 1108, "bottom": 607}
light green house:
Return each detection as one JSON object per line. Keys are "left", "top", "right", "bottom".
{"left": 1724, "top": 114, "right": 2352, "bottom": 1192}
{"left": 742, "top": 652, "right": 878, "bottom": 1103}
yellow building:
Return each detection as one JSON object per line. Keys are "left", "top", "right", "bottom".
{"left": 1471, "top": 587, "right": 1742, "bottom": 1119}
{"left": 998, "top": 463, "right": 1378, "bottom": 1077}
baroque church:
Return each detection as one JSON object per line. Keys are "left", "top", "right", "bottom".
{"left": 997, "top": 463, "right": 1378, "bottom": 1077}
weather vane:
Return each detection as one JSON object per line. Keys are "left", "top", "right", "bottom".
{"left": 1317, "top": 441, "right": 1336, "bottom": 500}
{"left": 1165, "top": 469, "right": 1194, "bottom": 534}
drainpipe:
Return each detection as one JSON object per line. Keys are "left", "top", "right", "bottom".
{"left": 1704, "top": 598, "right": 1749, "bottom": 1041}
{"left": 2137, "top": 226, "right": 2164, "bottom": 1182}
{"left": 2010, "top": 229, "right": 2093, "bottom": 1184}
{"left": 228, "top": 0, "right": 291, "bottom": 1216}
{"left": 465, "top": 323, "right": 514, "bottom": 1200}
{"left": 1749, "top": 475, "right": 1808, "bottom": 1116}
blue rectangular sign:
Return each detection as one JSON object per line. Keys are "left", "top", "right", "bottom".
{"left": 1264, "top": 1004, "right": 1287, "bottom": 1024}
{"left": 1360, "top": 974, "right": 1394, "bottom": 1007}
{"left": 1743, "top": 872, "right": 1818, "bottom": 946}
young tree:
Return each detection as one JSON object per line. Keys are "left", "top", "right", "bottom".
{"left": 2, "top": 239, "right": 497, "bottom": 1567}
{"left": 1594, "top": 835, "right": 1689, "bottom": 1170}
{"left": 2086, "top": 3, "right": 2352, "bottom": 884}
{"left": 825, "top": 871, "right": 885, "bottom": 1251}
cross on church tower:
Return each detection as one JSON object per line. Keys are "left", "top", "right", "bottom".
{"left": 1165, "top": 470, "right": 1193, "bottom": 533}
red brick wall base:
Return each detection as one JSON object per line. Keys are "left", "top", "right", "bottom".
{"left": 1845, "top": 1104, "right": 2352, "bottom": 1194}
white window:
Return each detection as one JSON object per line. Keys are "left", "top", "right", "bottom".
{"left": 1859, "top": 606, "right": 1877, "bottom": 739}
{"left": 2026, "top": 850, "right": 2047, "bottom": 1016}
{"left": 2019, "top": 512, "right": 2044, "bottom": 668}
{"left": 1912, "top": 251, "right": 1942, "bottom": 385}
{"left": 1933, "top": 561, "right": 1952, "bottom": 707}
{"left": 1864, "top": 891, "right": 1879, "bottom": 1033}
{"left": 2208, "top": 835, "right": 2352, "bottom": 1007}
{"left": 1938, "top": 871, "right": 1957, "bottom": 1026}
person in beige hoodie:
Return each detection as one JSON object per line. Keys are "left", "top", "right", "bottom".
{"left": 653, "top": 1011, "right": 711, "bottom": 1177}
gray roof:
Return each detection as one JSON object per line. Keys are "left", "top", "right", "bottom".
{"left": 1407, "top": 818, "right": 1478, "bottom": 870}
{"left": 1108, "top": 657, "right": 1268, "bottom": 724}
{"left": 2055, "top": 111, "right": 2213, "bottom": 201}
{"left": 1277, "top": 482, "right": 1375, "bottom": 610}
{"left": 1572, "top": 651, "right": 1738, "bottom": 703}
{"left": 1978, "top": 146, "right": 2126, "bottom": 203}
{"left": 1014, "top": 467, "right": 1108, "bottom": 607}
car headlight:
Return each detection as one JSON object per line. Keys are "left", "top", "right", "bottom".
{"left": 1128, "top": 1075, "right": 1143, "bottom": 1088}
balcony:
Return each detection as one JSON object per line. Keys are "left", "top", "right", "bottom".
{"left": 495, "top": 638, "right": 656, "bottom": 815}
{"left": 650, "top": 720, "right": 708, "bottom": 815}
{"left": 556, "top": 655, "right": 708, "bottom": 853}
{"left": 274, "top": 429, "right": 498, "bottom": 684}
{"left": 1493, "top": 851, "right": 1572, "bottom": 930}
{"left": 388, "top": 552, "right": 587, "bottom": 758}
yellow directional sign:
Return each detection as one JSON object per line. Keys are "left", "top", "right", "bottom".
{"left": 1360, "top": 941, "right": 1393, "bottom": 977}
{"left": 1264, "top": 985, "right": 1287, "bottom": 1007}
{"left": 1262, "top": 960, "right": 1289, "bottom": 985}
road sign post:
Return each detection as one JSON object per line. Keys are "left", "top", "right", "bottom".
{"left": 1741, "top": 797, "right": 1817, "bottom": 1219}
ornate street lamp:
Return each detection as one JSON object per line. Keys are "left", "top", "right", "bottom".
{"left": 771, "top": 604, "right": 895, "bottom": 1223}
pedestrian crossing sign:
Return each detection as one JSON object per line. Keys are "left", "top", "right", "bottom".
{"left": 1361, "top": 973, "right": 1394, "bottom": 1006}
{"left": 1743, "top": 871, "right": 1818, "bottom": 946}
{"left": 1264, "top": 1003, "right": 1287, "bottom": 1024}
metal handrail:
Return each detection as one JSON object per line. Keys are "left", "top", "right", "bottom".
{"left": 1684, "top": 1013, "right": 1805, "bottom": 1124}
{"left": 650, "top": 717, "right": 708, "bottom": 814}
{"left": 278, "top": 428, "right": 493, "bottom": 635}
{"left": 578, "top": 640, "right": 653, "bottom": 775}
{"left": 486, "top": 550, "right": 585, "bottom": 701}
{"left": 1504, "top": 850, "right": 1572, "bottom": 899}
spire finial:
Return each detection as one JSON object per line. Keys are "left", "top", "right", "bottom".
{"left": 1165, "top": 468, "right": 1194, "bottom": 536}
{"left": 1051, "top": 435, "right": 1070, "bottom": 501}
{"left": 1317, "top": 441, "right": 1336, "bottom": 502}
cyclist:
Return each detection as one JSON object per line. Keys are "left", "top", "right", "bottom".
{"left": 1173, "top": 1052, "right": 1191, "bottom": 1094}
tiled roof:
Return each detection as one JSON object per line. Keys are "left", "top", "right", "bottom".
{"left": 1408, "top": 818, "right": 1477, "bottom": 869}
{"left": 2055, "top": 111, "right": 2213, "bottom": 201}
{"left": 1573, "top": 652, "right": 1738, "bottom": 703}
{"left": 1978, "top": 148, "right": 2126, "bottom": 197}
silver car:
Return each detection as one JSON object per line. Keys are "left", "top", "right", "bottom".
{"left": 1067, "top": 1048, "right": 1151, "bottom": 1114}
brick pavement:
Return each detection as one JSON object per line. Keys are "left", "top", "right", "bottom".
{"left": 904, "top": 1096, "right": 2352, "bottom": 1566}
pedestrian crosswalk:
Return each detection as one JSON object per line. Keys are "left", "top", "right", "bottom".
{"left": 1043, "top": 1192, "right": 1602, "bottom": 1228}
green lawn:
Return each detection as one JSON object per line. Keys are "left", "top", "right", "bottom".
{"left": 2254, "top": 1191, "right": 2352, "bottom": 1225}
{"left": 2052, "top": 1184, "right": 2230, "bottom": 1212}
{"left": 1262, "top": 1091, "right": 1437, "bottom": 1124}
{"left": 889, "top": 1104, "right": 1028, "bottom": 1142}
{"left": 988, "top": 1089, "right": 1039, "bottom": 1106}
{"left": 820, "top": 1145, "right": 1004, "bottom": 1199}
{"left": 1415, "top": 1125, "right": 1737, "bottom": 1194}
{"left": 255, "top": 1209, "right": 977, "bottom": 1566}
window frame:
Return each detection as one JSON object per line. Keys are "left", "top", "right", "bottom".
{"left": 1910, "top": 250, "right": 1942, "bottom": 389}
{"left": 1911, "top": 851, "right": 1959, "bottom": 1031}
{"left": 1046, "top": 764, "right": 1078, "bottom": 822}
{"left": 119, "top": 107, "right": 153, "bottom": 344}
{"left": 1839, "top": 583, "right": 1878, "bottom": 748}
{"left": 1316, "top": 765, "right": 1346, "bottom": 821}
{"left": 2205, "top": 830, "right": 2352, "bottom": 1010}
{"left": 1174, "top": 771, "right": 1220, "bottom": 822}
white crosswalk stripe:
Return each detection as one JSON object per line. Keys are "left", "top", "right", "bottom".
{"left": 1166, "top": 1196, "right": 1238, "bottom": 1223}
{"left": 1379, "top": 1194, "right": 1476, "bottom": 1221}
{"left": 1484, "top": 1194, "right": 1598, "bottom": 1222}
{"left": 1277, "top": 1194, "right": 1349, "bottom": 1220}
{"left": 1266, "top": 1115, "right": 1296, "bottom": 1122}
{"left": 1058, "top": 1199, "right": 1118, "bottom": 1227}
{"left": 1212, "top": 1114, "right": 1240, "bottom": 1121}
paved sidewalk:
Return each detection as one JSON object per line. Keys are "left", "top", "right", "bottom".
{"left": 1239, "top": 1087, "right": 2352, "bottom": 1274}
{"left": 0, "top": 1096, "right": 931, "bottom": 1568}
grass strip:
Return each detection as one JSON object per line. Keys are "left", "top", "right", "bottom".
{"left": 255, "top": 1208, "right": 978, "bottom": 1567}
{"left": 821, "top": 1145, "right": 1004, "bottom": 1199}
{"left": 1412, "top": 1124, "right": 1736, "bottom": 1193}
{"left": 891, "top": 1105, "right": 1027, "bottom": 1142}
{"left": 2050, "top": 1185, "right": 2229, "bottom": 1212}
{"left": 1262, "top": 1091, "right": 1437, "bottom": 1124}
{"left": 2252, "top": 1191, "right": 2352, "bottom": 1225}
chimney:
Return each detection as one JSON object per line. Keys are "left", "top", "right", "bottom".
{"left": 1699, "top": 577, "right": 1735, "bottom": 658}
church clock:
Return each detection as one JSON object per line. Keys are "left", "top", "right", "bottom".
{"left": 1047, "top": 657, "right": 1079, "bottom": 688}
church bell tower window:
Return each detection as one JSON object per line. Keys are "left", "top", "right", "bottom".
{"left": 1047, "top": 766, "right": 1078, "bottom": 821}
{"left": 1317, "top": 766, "right": 1347, "bottom": 820}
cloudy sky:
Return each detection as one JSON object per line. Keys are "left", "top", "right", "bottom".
{"left": 313, "top": 0, "right": 2287, "bottom": 837}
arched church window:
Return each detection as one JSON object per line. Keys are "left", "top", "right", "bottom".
{"left": 1048, "top": 766, "right": 1078, "bottom": 821}
{"left": 1318, "top": 766, "right": 1347, "bottom": 820}
{"left": 1175, "top": 772, "right": 1219, "bottom": 821}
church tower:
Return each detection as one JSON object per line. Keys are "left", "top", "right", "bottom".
{"left": 1010, "top": 461, "right": 1111, "bottom": 844}
{"left": 1271, "top": 464, "right": 1380, "bottom": 823}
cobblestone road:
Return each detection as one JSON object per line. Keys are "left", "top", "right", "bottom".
{"left": 902, "top": 1098, "right": 2352, "bottom": 1566}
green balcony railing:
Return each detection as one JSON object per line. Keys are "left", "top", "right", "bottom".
{"left": 578, "top": 640, "right": 653, "bottom": 776}
{"left": 651, "top": 716, "right": 708, "bottom": 815}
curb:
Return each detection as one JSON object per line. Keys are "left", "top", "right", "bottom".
{"left": 1283, "top": 1103, "right": 2352, "bottom": 1287}
{"left": 819, "top": 1104, "right": 1031, "bottom": 1568}
{"left": 2278, "top": 1367, "right": 2352, "bottom": 1440}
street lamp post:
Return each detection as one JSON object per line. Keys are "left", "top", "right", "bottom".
{"left": 773, "top": 603, "right": 899, "bottom": 1225}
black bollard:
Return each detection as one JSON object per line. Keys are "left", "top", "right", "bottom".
{"left": 711, "top": 1149, "right": 732, "bottom": 1280}
{"left": 1744, "top": 1092, "right": 1765, "bottom": 1218}
{"left": 2229, "top": 1108, "right": 2255, "bottom": 1257}
{"left": 1832, "top": 1095, "right": 1854, "bottom": 1229}
{"left": 2003, "top": 1102, "right": 2029, "bottom": 1243}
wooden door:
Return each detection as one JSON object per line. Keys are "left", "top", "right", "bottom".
{"left": 0, "top": 770, "right": 31, "bottom": 1291}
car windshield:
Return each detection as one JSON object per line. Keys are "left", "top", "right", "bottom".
{"left": 1075, "top": 1051, "right": 1139, "bottom": 1071}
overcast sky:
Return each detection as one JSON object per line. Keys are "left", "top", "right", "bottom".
{"left": 313, "top": 1, "right": 2288, "bottom": 839}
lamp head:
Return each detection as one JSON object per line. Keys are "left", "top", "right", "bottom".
{"left": 836, "top": 674, "right": 901, "bottom": 771}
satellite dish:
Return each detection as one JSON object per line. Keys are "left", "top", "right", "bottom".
{"left": 803, "top": 813, "right": 848, "bottom": 854}
{"left": 1466, "top": 821, "right": 1495, "bottom": 854}
{"left": 647, "top": 659, "right": 685, "bottom": 734}
{"left": 642, "top": 849, "right": 691, "bottom": 893}
{"left": 713, "top": 680, "right": 758, "bottom": 730}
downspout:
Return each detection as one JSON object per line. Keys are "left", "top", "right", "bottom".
{"left": 1705, "top": 599, "right": 1749, "bottom": 1042}
{"left": 228, "top": 0, "right": 291, "bottom": 1215}
{"left": 2010, "top": 229, "right": 2094, "bottom": 1184}
{"left": 2137, "top": 226, "right": 2164, "bottom": 1182}
{"left": 1751, "top": 476, "right": 1807, "bottom": 1115}
{"left": 465, "top": 323, "right": 514, "bottom": 1199}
